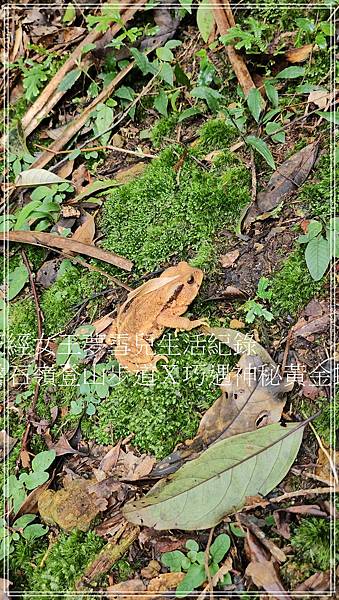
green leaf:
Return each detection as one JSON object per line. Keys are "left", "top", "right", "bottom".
{"left": 210, "top": 533, "right": 231, "bottom": 563}
{"left": 264, "top": 81, "right": 279, "bottom": 108}
{"left": 229, "top": 523, "right": 246, "bottom": 538}
{"left": 179, "top": 0, "right": 192, "bottom": 14}
{"left": 197, "top": 0, "right": 214, "bottom": 43}
{"left": 186, "top": 539, "right": 199, "bottom": 552}
{"left": 176, "top": 563, "right": 206, "bottom": 597}
{"left": 13, "top": 514, "right": 36, "bottom": 529}
{"left": 315, "top": 111, "right": 339, "bottom": 125}
{"left": 22, "top": 470, "right": 49, "bottom": 491}
{"left": 276, "top": 66, "right": 305, "bottom": 79}
{"left": 82, "top": 42, "right": 97, "bottom": 54}
{"left": 58, "top": 68, "right": 82, "bottom": 92}
{"left": 8, "top": 264, "right": 28, "bottom": 301}
{"left": 320, "top": 21, "right": 334, "bottom": 36}
{"left": 159, "top": 62, "right": 174, "bottom": 86}
{"left": 154, "top": 90, "right": 168, "bottom": 116}
{"left": 56, "top": 338, "right": 71, "bottom": 366}
{"left": 191, "top": 86, "right": 222, "bottom": 113}
{"left": 246, "top": 88, "right": 263, "bottom": 123}
{"left": 31, "top": 450, "right": 56, "bottom": 472}
{"left": 305, "top": 236, "right": 330, "bottom": 281}
{"left": 245, "top": 135, "right": 275, "bottom": 169}
{"left": 295, "top": 17, "right": 315, "bottom": 33}
{"left": 156, "top": 47, "right": 174, "bottom": 62}
{"left": 165, "top": 40, "right": 182, "bottom": 50}
{"left": 63, "top": 3, "right": 76, "bottom": 23}
{"left": 0, "top": 355, "right": 10, "bottom": 378}
{"left": 178, "top": 107, "right": 201, "bottom": 122}
{"left": 257, "top": 276, "right": 272, "bottom": 300}
{"left": 296, "top": 84, "right": 326, "bottom": 94}
{"left": 265, "top": 121, "right": 285, "bottom": 144}
{"left": 123, "top": 422, "right": 305, "bottom": 530}
{"left": 115, "top": 86, "right": 134, "bottom": 101}
{"left": 130, "top": 48, "right": 152, "bottom": 75}
{"left": 162, "top": 550, "right": 186, "bottom": 572}
{"left": 22, "top": 523, "right": 48, "bottom": 541}
{"left": 315, "top": 33, "right": 327, "bottom": 50}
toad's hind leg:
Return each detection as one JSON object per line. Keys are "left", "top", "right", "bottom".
{"left": 156, "top": 313, "right": 207, "bottom": 331}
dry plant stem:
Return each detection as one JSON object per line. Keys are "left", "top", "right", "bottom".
{"left": 205, "top": 527, "right": 215, "bottom": 600}
{"left": 239, "top": 514, "right": 286, "bottom": 563}
{"left": 309, "top": 422, "right": 338, "bottom": 484}
{"left": 241, "top": 486, "right": 337, "bottom": 513}
{"left": 19, "top": 250, "right": 44, "bottom": 466}
{"left": 281, "top": 328, "right": 293, "bottom": 376}
{"left": 213, "top": 0, "right": 256, "bottom": 97}
{"left": 250, "top": 149, "right": 257, "bottom": 203}
{"left": 197, "top": 557, "right": 233, "bottom": 600}
{"left": 79, "top": 523, "right": 139, "bottom": 585}
{"left": 8, "top": 230, "right": 133, "bottom": 271}
{"left": 34, "top": 143, "right": 156, "bottom": 160}
{"left": 21, "top": 0, "right": 146, "bottom": 136}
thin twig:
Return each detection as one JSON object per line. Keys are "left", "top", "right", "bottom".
{"left": 241, "top": 485, "right": 337, "bottom": 513}
{"left": 250, "top": 149, "right": 257, "bottom": 204}
{"left": 34, "top": 143, "right": 157, "bottom": 160}
{"left": 205, "top": 527, "right": 215, "bottom": 600}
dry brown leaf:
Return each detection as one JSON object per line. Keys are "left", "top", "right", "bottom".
{"left": 293, "top": 314, "right": 329, "bottom": 339}
{"left": 219, "top": 249, "right": 240, "bottom": 268}
{"left": 107, "top": 578, "right": 146, "bottom": 600}
{"left": 15, "top": 480, "right": 51, "bottom": 518}
{"left": 246, "top": 560, "right": 288, "bottom": 596}
{"left": 307, "top": 90, "right": 333, "bottom": 110}
{"left": 141, "top": 560, "right": 161, "bottom": 580}
{"left": 61, "top": 206, "right": 80, "bottom": 218}
{"left": 285, "top": 44, "right": 313, "bottom": 63}
{"left": 115, "top": 162, "right": 147, "bottom": 184}
{"left": 8, "top": 230, "right": 133, "bottom": 271}
{"left": 0, "top": 578, "right": 12, "bottom": 600}
{"left": 316, "top": 445, "right": 339, "bottom": 483}
{"left": 295, "top": 570, "right": 330, "bottom": 592}
{"left": 116, "top": 450, "right": 156, "bottom": 481}
{"left": 92, "top": 314, "right": 114, "bottom": 335}
{"left": 243, "top": 140, "right": 319, "bottom": 229}
{"left": 229, "top": 319, "right": 245, "bottom": 329}
{"left": 0, "top": 430, "right": 17, "bottom": 461}
{"left": 45, "top": 432, "right": 79, "bottom": 457}
{"left": 56, "top": 159, "right": 74, "bottom": 180}
{"left": 99, "top": 440, "right": 122, "bottom": 474}
{"left": 72, "top": 211, "right": 96, "bottom": 245}
{"left": 147, "top": 572, "right": 185, "bottom": 593}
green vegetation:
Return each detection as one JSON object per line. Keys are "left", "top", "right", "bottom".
{"left": 90, "top": 330, "right": 234, "bottom": 458}
{"left": 10, "top": 530, "right": 104, "bottom": 594}
{"left": 303, "top": 398, "right": 338, "bottom": 448}
{"left": 290, "top": 517, "right": 335, "bottom": 572}
{"left": 101, "top": 126, "right": 250, "bottom": 272}
{"left": 299, "top": 153, "right": 332, "bottom": 219}
{"left": 151, "top": 114, "right": 178, "bottom": 148}
{"left": 270, "top": 249, "right": 323, "bottom": 317}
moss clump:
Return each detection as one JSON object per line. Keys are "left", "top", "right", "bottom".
{"left": 90, "top": 330, "right": 235, "bottom": 458}
{"left": 151, "top": 115, "right": 178, "bottom": 148}
{"left": 8, "top": 298, "right": 38, "bottom": 357}
{"left": 299, "top": 153, "right": 333, "bottom": 219}
{"left": 197, "top": 118, "right": 237, "bottom": 153}
{"left": 101, "top": 142, "right": 250, "bottom": 272}
{"left": 302, "top": 398, "right": 338, "bottom": 448}
{"left": 270, "top": 249, "right": 323, "bottom": 317}
{"left": 19, "top": 530, "right": 104, "bottom": 595}
{"left": 290, "top": 517, "right": 335, "bottom": 572}
{"left": 40, "top": 264, "right": 106, "bottom": 335}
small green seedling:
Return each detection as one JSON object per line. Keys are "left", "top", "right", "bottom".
{"left": 242, "top": 277, "right": 273, "bottom": 324}
{"left": 298, "top": 218, "right": 338, "bottom": 281}
{"left": 5, "top": 450, "right": 56, "bottom": 514}
{"left": 161, "top": 534, "right": 232, "bottom": 597}
{"left": 0, "top": 514, "right": 48, "bottom": 561}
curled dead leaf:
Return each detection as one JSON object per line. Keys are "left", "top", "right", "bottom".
{"left": 285, "top": 44, "right": 313, "bottom": 63}
{"left": 147, "top": 572, "right": 185, "bottom": 593}
{"left": 219, "top": 249, "right": 240, "bottom": 268}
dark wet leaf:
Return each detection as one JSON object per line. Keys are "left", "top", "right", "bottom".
{"left": 243, "top": 140, "right": 319, "bottom": 229}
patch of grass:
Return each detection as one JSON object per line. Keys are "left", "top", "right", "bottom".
{"left": 14, "top": 530, "right": 105, "bottom": 595}
{"left": 89, "top": 330, "right": 236, "bottom": 458}
{"left": 299, "top": 153, "right": 333, "bottom": 219}
{"left": 8, "top": 298, "right": 38, "bottom": 358}
{"left": 101, "top": 133, "right": 250, "bottom": 272}
{"left": 269, "top": 248, "right": 323, "bottom": 317}
{"left": 197, "top": 118, "right": 237, "bottom": 154}
{"left": 302, "top": 397, "right": 338, "bottom": 448}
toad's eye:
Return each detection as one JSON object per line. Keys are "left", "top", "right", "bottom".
{"left": 187, "top": 275, "right": 195, "bottom": 284}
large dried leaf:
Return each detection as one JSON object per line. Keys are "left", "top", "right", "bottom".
{"left": 15, "top": 168, "right": 68, "bottom": 187}
{"left": 243, "top": 140, "right": 319, "bottom": 229}
{"left": 123, "top": 421, "right": 305, "bottom": 530}
{"left": 204, "top": 326, "right": 275, "bottom": 365}
{"left": 72, "top": 211, "right": 96, "bottom": 245}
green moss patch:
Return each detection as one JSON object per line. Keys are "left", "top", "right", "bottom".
{"left": 270, "top": 249, "right": 323, "bottom": 317}
{"left": 101, "top": 125, "right": 250, "bottom": 272}
{"left": 299, "top": 153, "right": 333, "bottom": 219}
{"left": 90, "top": 330, "right": 235, "bottom": 458}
